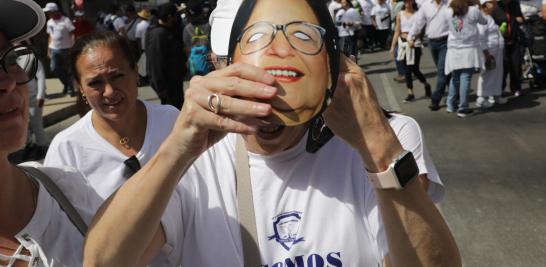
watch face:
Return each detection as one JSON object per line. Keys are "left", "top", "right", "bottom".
{"left": 394, "top": 152, "right": 419, "bottom": 187}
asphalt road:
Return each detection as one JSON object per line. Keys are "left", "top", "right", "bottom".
{"left": 362, "top": 48, "right": 546, "bottom": 267}
{"left": 41, "top": 48, "right": 546, "bottom": 266}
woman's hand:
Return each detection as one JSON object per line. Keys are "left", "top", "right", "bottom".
{"left": 389, "top": 47, "right": 395, "bottom": 59}
{"left": 323, "top": 54, "right": 403, "bottom": 172}
{"left": 167, "top": 63, "right": 277, "bottom": 159}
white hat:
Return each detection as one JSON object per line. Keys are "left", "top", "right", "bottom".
{"left": 43, "top": 2, "right": 58, "bottom": 12}
{"left": 209, "top": 0, "right": 243, "bottom": 56}
{"left": 0, "top": 0, "right": 46, "bottom": 43}
{"left": 479, "top": 0, "right": 493, "bottom": 5}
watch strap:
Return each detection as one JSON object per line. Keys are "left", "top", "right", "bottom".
{"left": 367, "top": 168, "right": 401, "bottom": 189}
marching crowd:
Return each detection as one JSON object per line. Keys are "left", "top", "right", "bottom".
{"left": 329, "top": 0, "right": 546, "bottom": 117}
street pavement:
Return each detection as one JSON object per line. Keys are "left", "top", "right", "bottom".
{"left": 40, "top": 48, "right": 546, "bottom": 266}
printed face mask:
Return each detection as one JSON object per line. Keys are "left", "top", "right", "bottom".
{"left": 231, "top": 0, "right": 331, "bottom": 126}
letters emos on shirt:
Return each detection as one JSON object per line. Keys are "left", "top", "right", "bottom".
{"left": 262, "top": 252, "right": 343, "bottom": 267}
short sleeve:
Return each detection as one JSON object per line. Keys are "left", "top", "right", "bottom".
{"left": 362, "top": 174, "right": 388, "bottom": 264}
{"left": 156, "top": 186, "right": 184, "bottom": 265}
{"left": 389, "top": 114, "right": 445, "bottom": 203}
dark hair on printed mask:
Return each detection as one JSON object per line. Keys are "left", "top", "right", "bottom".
{"left": 69, "top": 31, "right": 136, "bottom": 83}
{"left": 227, "top": 0, "right": 340, "bottom": 104}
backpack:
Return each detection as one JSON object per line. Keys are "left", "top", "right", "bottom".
{"left": 188, "top": 25, "right": 211, "bottom": 77}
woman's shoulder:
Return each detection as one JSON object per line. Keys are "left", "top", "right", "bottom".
{"left": 50, "top": 112, "right": 93, "bottom": 142}
{"left": 143, "top": 100, "right": 180, "bottom": 120}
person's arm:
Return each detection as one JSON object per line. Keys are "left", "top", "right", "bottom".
{"left": 83, "top": 63, "right": 277, "bottom": 266}
{"left": 542, "top": 1, "right": 546, "bottom": 18}
{"left": 35, "top": 60, "right": 46, "bottom": 107}
{"left": 389, "top": 13, "right": 401, "bottom": 58}
{"left": 408, "top": 6, "right": 425, "bottom": 41}
{"left": 324, "top": 55, "right": 461, "bottom": 267}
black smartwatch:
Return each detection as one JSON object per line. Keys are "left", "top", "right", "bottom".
{"left": 366, "top": 150, "right": 419, "bottom": 189}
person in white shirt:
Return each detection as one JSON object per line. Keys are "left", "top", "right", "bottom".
{"left": 476, "top": 0, "right": 506, "bottom": 109}
{"left": 371, "top": 0, "right": 392, "bottom": 49}
{"left": 408, "top": 0, "right": 451, "bottom": 111}
{"left": 335, "top": 0, "right": 362, "bottom": 59}
{"left": 357, "top": 0, "right": 379, "bottom": 51}
{"left": 44, "top": 32, "right": 183, "bottom": 266}
{"left": 136, "top": 9, "right": 151, "bottom": 55}
{"left": 444, "top": 0, "right": 488, "bottom": 117}
{"left": 43, "top": 2, "right": 76, "bottom": 97}
{"left": 390, "top": 0, "right": 432, "bottom": 102}
{"left": 328, "top": 0, "right": 343, "bottom": 19}
{"left": 83, "top": 0, "right": 461, "bottom": 266}
{"left": 26, "top": 59, "right": 48, "bottom": 157}
{"left": 0, "top": 1, "right": 102, "bottom": 266}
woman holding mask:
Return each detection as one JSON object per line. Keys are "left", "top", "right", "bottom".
{"left": 84, "top": 0, "right": 461, "bottom": 266}
{"left": 44, "top": 32, "right": 181, "bottom": 265}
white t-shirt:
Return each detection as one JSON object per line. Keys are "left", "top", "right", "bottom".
{"left": 46, "top": 16, "right": 75, "bottom": 50}
{"left": 328, "top": 1, "right": 343, "bottom": 20}
{"left": 126, "top": 18, "right": 142, "bottom": 41}
{"left": 447, "top": 6, "right": 487, "bottom": 49}
{"left": 44, "top": 101, "right": 183, "bottom": 266}
{"left": 173, "top": 114, "right": 444, "bottom": 266}
{"left": 335, "top": 8, "right": 362, "bottom": 37}
{"left": 14, "top": 162, "right": 102, "bottom": 267}
{"left": 371, "top": 3, "right": 391, "bottom": 30}
{"left": 136, "top": 20, "right": 151, "bottom": 49}
{"left": 358, "top": 0, "right": 375, "bottom": 25}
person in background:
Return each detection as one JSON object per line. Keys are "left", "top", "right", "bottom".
{"left": 336, "top": 0, "right": 362, "bottom": 60}
{"left": 135, "top": 8, "right": 151, "bottom": 56}
{"left": 73, "top": 9, "right": 94, "bottom": 117}
{"left": 543, "top": 0, "right": 546, "bottom": 18}
{"left": 124, "top": 4, "right": 142, "bottom": 60}
{"left": 476, "top": 0, "right": 506, "bottom": 109}
{"left": 408, "top": 0, "right": 451, "bottom": 111}
{"left": 145, "top": 2, "right": 186, "bottom": 109}
{"left": 371, "top": 0, "right": 392, "bottom": 49}
{"left": 183, "top": 0, "right": 212, "bottom": 77}
{"left": 357, "top": 0, "right": 379, "bottom": 53}
{"left": 390, "top": 0, "right": 432, "bottom": 102}
{"left": 44, "top": 32, "right": 182, "bottom": 266}
{"left": 491, "top": 0, "right": 525, "bottom": 96}
{"left": 73, "top": 10, "right": 94, "bottom": 39}
{"left": 444, "top": 0, "right": 487, "bottom": 118}
{"left": 25, "top": 56, "right": 49, "bottom": 160}
{"left": 106, "top": 4, "right": 127, "bottom": 36}
{"left": 43, "top": 2, "right": 76, "bottom": 97}
{"left": 390, "top": 0, "right": 408, "bottom": 83}
{"left": 328, "top": 0, "right": 343, "bottom": 19}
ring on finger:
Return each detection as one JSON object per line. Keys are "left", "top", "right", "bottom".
{"left": 207, "top": 93, "right": 222, "bottom": 114}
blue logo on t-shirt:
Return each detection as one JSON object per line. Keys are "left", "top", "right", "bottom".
{"left": 268, "top": 211, "right": 305, "bottom": 251}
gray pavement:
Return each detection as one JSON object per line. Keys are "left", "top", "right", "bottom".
{"left": 40, "top": 48, "right": 546, "bottom": 266}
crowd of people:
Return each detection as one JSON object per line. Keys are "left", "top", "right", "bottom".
{"left": 2, "top": 0, "right": 546, "bottom": 266}
{"left": 329, "top": 0, "right": 546, "bottom": 117}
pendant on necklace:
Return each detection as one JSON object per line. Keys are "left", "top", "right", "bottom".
{"left": 120, "top": 137, "right": 130, "bottom": 147}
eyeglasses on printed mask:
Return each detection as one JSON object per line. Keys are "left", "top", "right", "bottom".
{"left": 237, "top": 21, "right": 326, "bottom": 56}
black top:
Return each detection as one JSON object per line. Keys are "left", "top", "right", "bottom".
{"left": 145, "top": 25, "right": 186, "bottom": 96}
{"left": 491, "top": 0, "right": 523, "bottom": 44}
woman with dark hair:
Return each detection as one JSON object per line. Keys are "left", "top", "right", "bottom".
{"left": 335, "top": 0, "right": 361, "bottom": 59}
{"left": 84, "top": 0, "right": 460, "bottom": 266}
{"left": 44, "top": 32, "right": 182, "bottom": 265}
{"left": 371, "top": 0, "right": 392, "bottom": 49}
{"left": 444, "top": 0, "right": 487, "bottom": 117}
{"left": 390, "top": 0, "right": 432, "bottom": 102}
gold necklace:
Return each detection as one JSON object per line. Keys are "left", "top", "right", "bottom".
{"left": 120, "top": 137, "right": 130, "bottom": 148}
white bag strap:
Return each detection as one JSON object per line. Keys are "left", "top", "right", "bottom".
{"left": 20, "top": 166, "right": 88, "bottom": 236}
{"left": 235, "top": 135, "right": 261, "bottom": 267}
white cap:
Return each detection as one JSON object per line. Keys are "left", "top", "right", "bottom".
{"left": 43, "top": 2, "right": 58, "bottom": 12}
{"left": 209, "top": 0, "right": 243, "bottom": 56}
{"left": 479, "top": 0, "right": 493, "bottom": 5}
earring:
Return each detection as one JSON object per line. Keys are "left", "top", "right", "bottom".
{"left": 82, "top": 93, "right": 88, "bottom": 105}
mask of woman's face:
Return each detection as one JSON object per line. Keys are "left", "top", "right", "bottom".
{"left": 232, "top": 0, "right": 330, "bottom": 126}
